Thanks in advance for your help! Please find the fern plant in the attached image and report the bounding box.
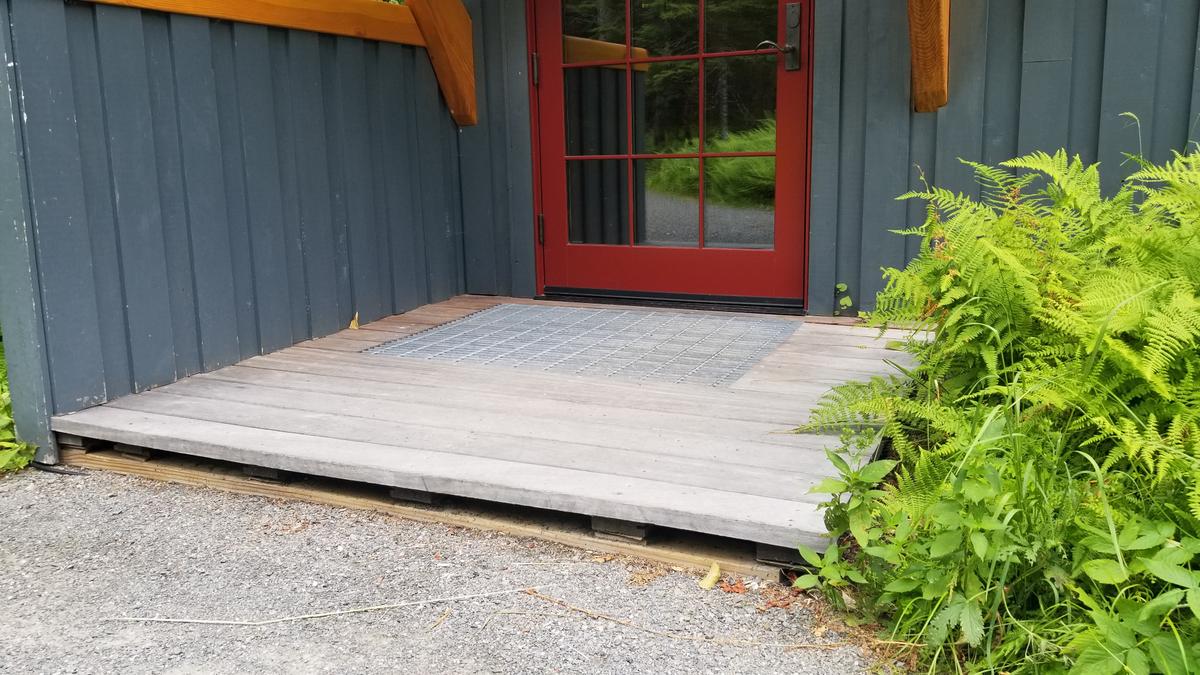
[797,150,1200,673]
[0,343,35,473]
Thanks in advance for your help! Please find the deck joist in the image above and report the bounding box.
[51,296,909,549]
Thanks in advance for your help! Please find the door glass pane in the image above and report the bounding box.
[633,60,699,154]
[705,0,778,53]
[637,158,699,246]
[563,0,626,57]
[631,0,699,57]
[703,157,774,249]
[564,67,628,156]
[704,55,776,151]
[568,160,630,244]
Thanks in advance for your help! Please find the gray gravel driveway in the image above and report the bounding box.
[1,469,874,674]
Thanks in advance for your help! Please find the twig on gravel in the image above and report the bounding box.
[426,608,451,632]
[104,586,550,627]
[523,591,851,651]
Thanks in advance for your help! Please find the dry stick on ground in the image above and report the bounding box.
[104,586,549,627]
[523,590,851,651]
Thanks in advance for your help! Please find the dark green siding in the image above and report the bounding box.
[807,0,1200,314]
[0,0,475,459]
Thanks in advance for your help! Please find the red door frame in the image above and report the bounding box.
[525,0,814,305]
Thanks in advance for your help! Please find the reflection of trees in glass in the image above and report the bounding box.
[563,0,625,44]
[705,56,775,144]
[564,1,777,150]
[632,0,699,55]
[563,0,779,205]
[646,121,776,208]
[641,62,698,153]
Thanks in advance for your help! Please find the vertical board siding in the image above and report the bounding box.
[458,0,537,298]
[809,0,1200,314]
[9,0,108,409]
[7,1,464,418]
[0,0,56,459]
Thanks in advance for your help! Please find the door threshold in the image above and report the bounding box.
[540,288,806,315]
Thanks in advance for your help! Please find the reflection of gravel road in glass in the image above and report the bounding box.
[642,190,774,248]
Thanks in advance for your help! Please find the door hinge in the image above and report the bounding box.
[537,213,545,244]
[531,52,540,86]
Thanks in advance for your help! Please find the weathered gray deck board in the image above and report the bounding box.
[52,406,828,546]
[102,387,828,502]
[194,365,807,447]
[50,296,910,549]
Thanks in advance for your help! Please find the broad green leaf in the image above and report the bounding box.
[1081,534,1118,555]
[1118,518,1141,549]
[810,477,848,494]
[1140,557,1195,587]
[925,600,959,646]
[1082,559,1129,585]
[1148,635,1190,675]
[1070,643,1124,675]
[1124,647,1150,675]
[863,545,900,565]
[959,601,984,647]
[961,478,994,502]
[1188,588,1200,619]
[796,545,822,568]
[856,459,897,484]
[930,531,962,558]
[929,502,963,528]
[792,574,820,589]
[825,450,850,475]
[848,509,870,547]
[1137,589,1185,622]
[1126,532,1168,550]
[883,577,922,593]
[970,532,988,559]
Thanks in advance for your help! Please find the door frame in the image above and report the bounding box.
[524,0,815,308]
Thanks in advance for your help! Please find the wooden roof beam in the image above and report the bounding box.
[908,0,950,112]
[86,0,426,46]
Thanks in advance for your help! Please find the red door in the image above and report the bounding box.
[531,0,812,304]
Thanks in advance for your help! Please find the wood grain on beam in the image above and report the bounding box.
[85,0,425,45]
[408,0,477,126]
[908,0,950,111]
[563,35,651,71]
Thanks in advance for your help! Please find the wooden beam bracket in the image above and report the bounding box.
[908,0,950,112]
[408,0,478,126]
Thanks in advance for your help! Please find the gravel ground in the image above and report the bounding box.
[1,469,875,674]
[644,192,773,247]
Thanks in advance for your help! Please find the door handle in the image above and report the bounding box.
[784,2,802,71]
[755,3,802,71]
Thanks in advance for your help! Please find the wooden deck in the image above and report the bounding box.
[50,296,909,550]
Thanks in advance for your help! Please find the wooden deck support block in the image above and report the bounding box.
[591,516,651,542]
[242,465,290,483]
[114,443,155,462]
[389,486,444,506]
[54,433,106,452]
[756,543,806,568]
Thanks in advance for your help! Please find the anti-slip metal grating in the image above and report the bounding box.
[369,304,797,387]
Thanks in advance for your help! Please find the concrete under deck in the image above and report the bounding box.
[50,296,909,550]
